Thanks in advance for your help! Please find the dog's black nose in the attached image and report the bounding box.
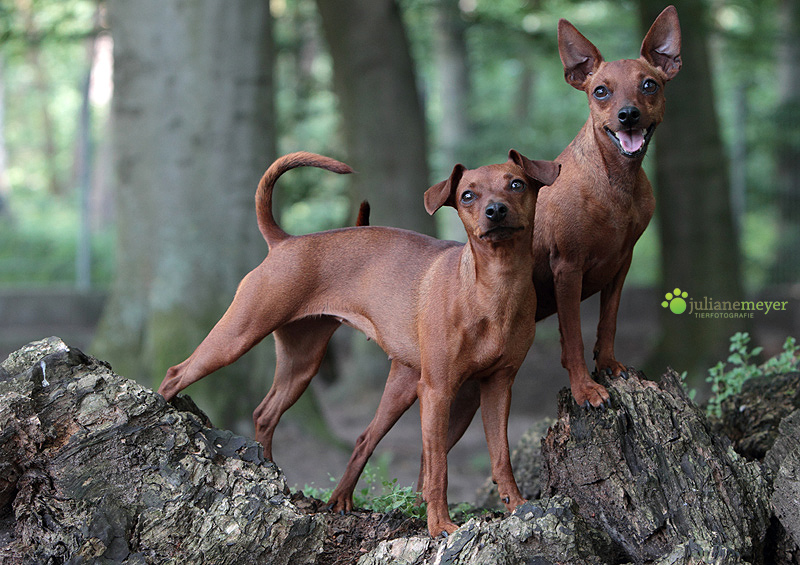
[485,202,508,223]
[618,106,641,127]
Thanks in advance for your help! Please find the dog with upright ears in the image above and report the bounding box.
[536,5,681,407]
[157,150,560,537]
[322,5,681,514]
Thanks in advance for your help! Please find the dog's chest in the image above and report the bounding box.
[458,306,536,374]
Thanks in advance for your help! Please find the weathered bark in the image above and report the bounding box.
[5,339,797,564]
[765,410,800,561]
[359,496,616,565]
[0,337,324,564]
[712,372,800,460]
[541,369,770,564]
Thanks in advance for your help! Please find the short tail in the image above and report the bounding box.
[256,151,354,246]
[355,200,371,226]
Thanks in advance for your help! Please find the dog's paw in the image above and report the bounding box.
[571,376,611,408]
[594,355,628,380]
[326,493,354,514]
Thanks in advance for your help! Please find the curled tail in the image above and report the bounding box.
[256,151,354,247]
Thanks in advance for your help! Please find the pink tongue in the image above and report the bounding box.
[618,130,644,153]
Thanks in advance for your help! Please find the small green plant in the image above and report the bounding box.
[705,332,799,418]
[300,458,426,520]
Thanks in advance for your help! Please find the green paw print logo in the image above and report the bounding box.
[662,288,688,314]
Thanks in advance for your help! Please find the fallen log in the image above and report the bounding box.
[2,339,797,564]
[0,337,324,564]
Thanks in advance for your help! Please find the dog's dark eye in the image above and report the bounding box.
[460,190,476,204]
[642,79,659,94]
[510,179,526,192]
[593,85,610,100]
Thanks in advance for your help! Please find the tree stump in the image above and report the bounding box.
[540,369,770,564]
[713,372,800,460]
[3,339,796,564]
[0,337,325,564]
[765,409,800,561]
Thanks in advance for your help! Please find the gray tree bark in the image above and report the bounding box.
[0,338,324,564]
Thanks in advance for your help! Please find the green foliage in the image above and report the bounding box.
[301,456,426,520]
[705,332,800,418]
[0,0,795,292]
[0,193,113,287]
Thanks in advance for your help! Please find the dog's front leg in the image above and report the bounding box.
[554,261,610,407]
[479,372,524,511]
[418,374,458,537]
[593,252,632,379]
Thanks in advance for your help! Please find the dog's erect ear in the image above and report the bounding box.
[558,19,604,90]
[424,164,465,215]
[641,5,681,81]
[508,150,561,187]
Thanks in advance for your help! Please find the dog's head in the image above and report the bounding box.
[558,6,681,159]
[424,150,560,244]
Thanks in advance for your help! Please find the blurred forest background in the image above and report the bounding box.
[0,0,798,437]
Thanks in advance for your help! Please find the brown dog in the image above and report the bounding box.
[322,5,682,514]
[157,150,560,536]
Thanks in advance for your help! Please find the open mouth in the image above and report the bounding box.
[604,124,656,158]
[479,226,523,241]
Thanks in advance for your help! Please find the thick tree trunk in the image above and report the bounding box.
[93,0,276,429]
[638,0,747,383]
[432,0,472,241]
[4,339,798,564]
[541,369,770,563]
[770,0,800,284]
[314,0,434,236]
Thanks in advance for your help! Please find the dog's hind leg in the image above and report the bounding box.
[327,361,420,513]
[157,265,312,400]
[253,316,341,460]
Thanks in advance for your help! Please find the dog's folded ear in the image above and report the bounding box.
[508,150,561,187]
[557,18,603,90]
[424,164,466,215]
[640,5,681,80]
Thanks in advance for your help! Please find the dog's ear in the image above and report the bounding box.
[508,150,561,187]
[641,5,681,80]
[424,164,465,215]
[558,19,603,90]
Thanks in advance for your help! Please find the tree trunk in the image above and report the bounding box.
[93,0,276,430]
[638,0,747,383]
[4,338,798,564]
[770,0,800,284]
[314,0,434,235]
[0,54,8,215]
[313,0,435,392]
[432,0,472,241]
